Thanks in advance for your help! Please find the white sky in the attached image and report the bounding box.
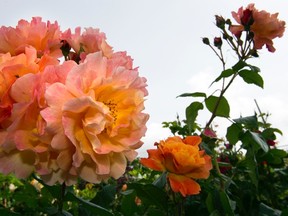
[1,0,288,156]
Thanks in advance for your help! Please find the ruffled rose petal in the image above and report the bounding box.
[109,153,127,179]
[168,173,201,197]
[140,149,166,172]
[183,136,202,146]
[0,150,35,178]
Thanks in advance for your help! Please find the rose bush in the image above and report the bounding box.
[0,3,287,216]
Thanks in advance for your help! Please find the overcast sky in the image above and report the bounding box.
[1,0,288,156]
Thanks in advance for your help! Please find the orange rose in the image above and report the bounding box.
[230,3,285,52]
[141,136,212,197]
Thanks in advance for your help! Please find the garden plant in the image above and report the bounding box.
[0,3,287,216]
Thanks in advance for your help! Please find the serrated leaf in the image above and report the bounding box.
[177,92,206,98]
[238,69,264,88]
[205,95,230,118]
[186,101,204,134]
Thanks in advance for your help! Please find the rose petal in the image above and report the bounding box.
[168,173,201,197]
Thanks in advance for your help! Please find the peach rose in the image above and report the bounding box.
[230,4,285,52]
[0,61,77,184]
[0,18,148,186]
[0,46,60,126]
[0,17,62,57]
[39,51,148,185]
[141,136,212,197]
[61,27,113,62]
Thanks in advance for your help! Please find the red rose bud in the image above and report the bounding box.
[267,139,276,146]
[225,143,232,150]
[214,37,222,49]
[241,9,254,30]
[203,127,217,138]
[215,15,226,29]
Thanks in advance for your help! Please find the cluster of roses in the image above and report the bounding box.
[0,17,149,185]
[141,3,285,197]
[0,3,285,199]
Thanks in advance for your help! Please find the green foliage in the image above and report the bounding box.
[205,95,230,118]
[0,6,287,216]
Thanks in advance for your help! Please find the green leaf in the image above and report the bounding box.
[91,184,116,209]
[232,60,247,71]
[33,175,62,198]
[205,95,230,117]
[213,69,235,84]
[259,203,282,216]
[248,64,260,73]
[127,183,168,210]
[186,101,204,134]
[153,172,167,189]
[262,128,283,140]
[219,191,235,216]
[206,192,215,213]
[233,115,258,130]
[64,191,113,216]
[237,157,258,187]
[269,148,287,158]
[262,149,287,165]
[177,92,206,98]
[206,190,235,215]
[201,142,213,155]
[226,123,242,145]
[249,131,269,153]
[120,189,138,216]
[238,69,264,88]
